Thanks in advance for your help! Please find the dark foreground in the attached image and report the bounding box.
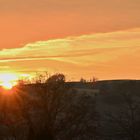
[0,76,140,140]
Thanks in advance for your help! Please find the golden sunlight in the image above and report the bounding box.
[0,73,18,90]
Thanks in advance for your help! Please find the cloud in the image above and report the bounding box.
[0,28,139,60]
[0,28,140,80]
[0,0,140,50]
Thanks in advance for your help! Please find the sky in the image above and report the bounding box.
[0,0,140,80]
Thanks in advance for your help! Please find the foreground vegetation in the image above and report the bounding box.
[0,74,99,140]
[0,74,140,140]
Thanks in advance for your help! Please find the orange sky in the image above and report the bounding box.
[0,0,140,80]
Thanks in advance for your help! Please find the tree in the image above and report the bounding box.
[80,78,87,83]
[7,73,100,140]
[55,91,100,140]
[37,73,67,140]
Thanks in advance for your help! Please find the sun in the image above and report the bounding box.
[2,81,14,89]
[0,73,18,90]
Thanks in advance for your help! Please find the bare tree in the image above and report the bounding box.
[55,91,100,140]
[3,73,100,140]
[35,73,67,140]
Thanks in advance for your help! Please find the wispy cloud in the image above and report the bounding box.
[0,28,140,80]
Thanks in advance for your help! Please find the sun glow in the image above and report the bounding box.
[0,73,18,89]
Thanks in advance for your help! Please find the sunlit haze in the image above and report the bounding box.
[0,73,19,89]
